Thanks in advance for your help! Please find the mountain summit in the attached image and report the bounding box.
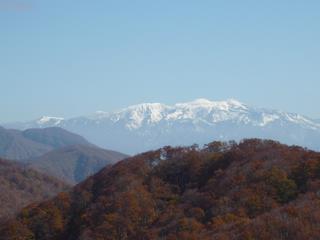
[0,126,91,160]
[4,99,320,154]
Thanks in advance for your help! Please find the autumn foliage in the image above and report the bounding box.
[2,139,320,240]
[0,158,69,222]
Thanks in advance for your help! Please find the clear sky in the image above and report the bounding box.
[1,0,320,122]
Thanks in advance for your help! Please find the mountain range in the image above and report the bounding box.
[4,99,320,154]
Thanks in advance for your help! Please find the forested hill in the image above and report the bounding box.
[2,139,320,240]
[0,158,69,221]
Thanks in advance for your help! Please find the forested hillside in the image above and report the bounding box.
[2,139,320,240]
[0,158,69,221]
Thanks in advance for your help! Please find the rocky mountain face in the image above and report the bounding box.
[4,99,320,154]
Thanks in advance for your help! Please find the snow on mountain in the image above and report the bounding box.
[3,99,320,154]
[37,116,64,125]
[113,103,169,129]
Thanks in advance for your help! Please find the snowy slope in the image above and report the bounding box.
[4,99,320,154]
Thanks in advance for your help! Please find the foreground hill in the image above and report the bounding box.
[29,145,128,184]
[0,158,69,221]
[2,139,320,239]
[0,127,90,161]
[5,99,320,154]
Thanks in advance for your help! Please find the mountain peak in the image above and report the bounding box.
[188,98,215,105]
[125,102,169,111]
[37,116,64,125]
[116,102,169,129]
[225,98,246,106]
[175,98,247,111]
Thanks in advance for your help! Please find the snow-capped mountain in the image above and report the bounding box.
[4,99,320,154]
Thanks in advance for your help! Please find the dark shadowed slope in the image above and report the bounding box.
[2,139,320,240]
[29,145,128,184]
[0,158,70,221]
[0,127,90,161]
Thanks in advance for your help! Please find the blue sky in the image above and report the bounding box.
[1,0,320,122]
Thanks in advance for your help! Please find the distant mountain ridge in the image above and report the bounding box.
[4,99,320,154]
[29,144,128,185]
[0,127,90,161]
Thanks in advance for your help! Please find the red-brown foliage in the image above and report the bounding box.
[0,158,70,222]
[1,139,320,240]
